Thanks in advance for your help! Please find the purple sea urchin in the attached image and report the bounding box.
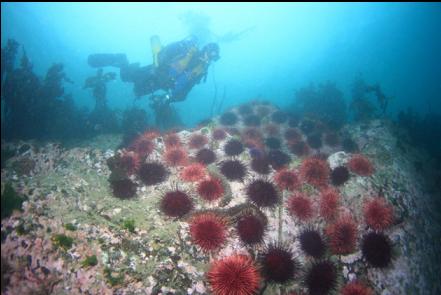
[243,114,261,127]
[224,139,244,156]
[271,111,288,124]
[195,148,216,165]
[304,260,337,295]
[110,178,137,199]
[260,243,299,284]
[361,232,393,268]
[251,157,271,175]
[236,214,266,245]
[307,133,323,149]
[220,112,238,126]
[265,137,281,149]
[267,150,291,170]
[330,166,350,186]
[219,160,247,182]
[238,104,254,116]
[137,162,168,186]
[160,190,193,218]
[212,128,227,140]
[299,229,326,259]
[246,179,280,208]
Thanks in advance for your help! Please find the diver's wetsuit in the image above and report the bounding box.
[87,38,213,102]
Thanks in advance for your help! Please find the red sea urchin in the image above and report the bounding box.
[260,243,299,284]
[207,254,261,295]
[288,141,310,157]
[119,151,140,175]
[274,169,300,191]
[363,197,394,231]
[325,215,358,255]
[163,147,188,167]
[131,136,155,158]
[340,282,374,295]
[180,163,207,182]
[197,178,224,202]
[160,190,193,218]
[246,179,280,208]
[164,133,182,149]
[188,133,208,149]
[189,212,228,252]
[319,188,340,220]
[348,154,374,176]
[236,214,266,245]
[299,157,330,187]
[286,192,314,222]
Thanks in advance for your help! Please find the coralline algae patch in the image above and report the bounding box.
[1,102,439,294]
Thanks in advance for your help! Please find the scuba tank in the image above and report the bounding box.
[150,35,162,68]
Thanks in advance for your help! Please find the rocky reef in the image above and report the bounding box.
[1,102,440,295]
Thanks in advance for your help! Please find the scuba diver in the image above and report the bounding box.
[84,68,116,111]
[87,36,220,106]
